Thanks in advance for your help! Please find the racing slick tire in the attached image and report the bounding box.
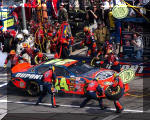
[105,85,124,100]
[34,54,49,65]
[91,57,100,67]
[26,81,40,96]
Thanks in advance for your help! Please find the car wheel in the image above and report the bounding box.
[26,81,40,96]
[105,85,124,100]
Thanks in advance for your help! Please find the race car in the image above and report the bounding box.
[11,59,134,100]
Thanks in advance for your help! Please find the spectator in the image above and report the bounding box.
[86,5,100,32]
[94,21,109,51]
[57,2,68,23]
[101,0,110,26]
[131,33,143,60]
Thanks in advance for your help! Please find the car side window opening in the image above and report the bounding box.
[68,62,93,75]
[55,67,70,76]
[37,65,50,74]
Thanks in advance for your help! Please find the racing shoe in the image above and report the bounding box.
[100,106,108,110]
[35,100,41,105]
[51,105,57,108]
[116,108,124,113]
[35,102,39,105]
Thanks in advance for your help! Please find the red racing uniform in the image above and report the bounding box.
[81,32,97,57]
[36,68,57,107]
[20,47,40,65]
[4,54,27,68]
[80,79,105,109]
[112,76,124,113]
[55,21,74,58]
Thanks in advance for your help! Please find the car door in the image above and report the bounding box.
[55,66,85,95]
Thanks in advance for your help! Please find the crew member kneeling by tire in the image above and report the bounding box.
[105,73,124,113]
[80,79,106,110]
[35,65,57,108]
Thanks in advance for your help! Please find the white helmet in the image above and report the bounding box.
[16,33,23,39]
[22,29,29,35]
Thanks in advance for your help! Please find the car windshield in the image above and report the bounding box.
[67,62,93,75]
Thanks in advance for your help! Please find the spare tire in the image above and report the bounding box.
[34,54,48,65]
[105,85,124,100]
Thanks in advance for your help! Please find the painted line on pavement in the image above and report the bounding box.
[0,78,8,80]
[0,83,7,88]
[0,100,143,113]
[0,73,8,76]
[101,115,119,120]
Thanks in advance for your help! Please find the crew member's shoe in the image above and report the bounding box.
[80,105,85,108]
[100,106,107,110]
[116,108,124,113]
[35,100,41,105]
[51,105,57,108]
[35,102,39,105]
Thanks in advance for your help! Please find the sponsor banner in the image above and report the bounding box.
[3,17,15,28]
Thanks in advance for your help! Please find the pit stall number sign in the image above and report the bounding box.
[106,64,143,73]
[3,17,15,28]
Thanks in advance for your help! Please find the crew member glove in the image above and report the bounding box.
[3,64,7,68]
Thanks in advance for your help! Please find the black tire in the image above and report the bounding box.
[26,81,40,96]
[34,54,49,65]
[105,85,124,100]
[91,57,100,67]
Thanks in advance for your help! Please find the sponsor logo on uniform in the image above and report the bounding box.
[15,73,43,79]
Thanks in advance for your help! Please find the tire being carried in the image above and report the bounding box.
[34,54,48,65]
[26,81,40,96]
[105,85,124,100]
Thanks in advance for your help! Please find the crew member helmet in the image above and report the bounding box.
[10,50,16,55]
[84,26,90,33]
[16,34,23,40]
[38,52,43,58]
[22,43,29,48]
[22,29,29,35]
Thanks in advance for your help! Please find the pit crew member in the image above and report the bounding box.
[36,65,57,108]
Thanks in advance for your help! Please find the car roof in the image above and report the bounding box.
[44,59,78,67]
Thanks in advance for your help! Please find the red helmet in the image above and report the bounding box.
[114,61,119,65]
[23,43,29,48]
[38,52,43,58]
[84,27,90,33]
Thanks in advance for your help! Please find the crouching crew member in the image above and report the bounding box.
[34,52,47,64]
[20,43,40,65]
[36,65,57,108]
[80,79,106,109]
[4,50,28,68]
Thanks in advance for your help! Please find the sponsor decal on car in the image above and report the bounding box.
[15,73,43,80]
